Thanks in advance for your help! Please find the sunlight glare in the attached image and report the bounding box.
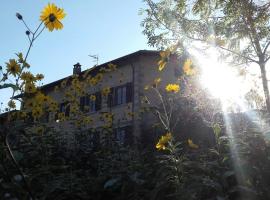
[188,46,250,111]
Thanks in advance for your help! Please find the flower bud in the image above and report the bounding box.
[16,13,23,20]
[3,73,8,81]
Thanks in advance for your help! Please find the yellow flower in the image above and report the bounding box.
[19,111,27,119]
[35,126,45,135]
[42,95,50,103]
[215,38,225,46]
[25,82,37,93]
[83,116,93,125]
[90,77,98,86]
[71,78,79,86]
[25,99,35,109]
[32,106,43,119]
[90,95,96,101]
[54,85,59,92]
[35,92,44,101]
[187,139,199,149]
[8,100,16,109]
[158,49,170,71]
[95,73,103,82]
[40,3,66,31]
[36,73,44,81]
[99,67,107,73]
[57,112,65,121]
[127,112,134,117]
[48,101,58,112]
[156,132,172,150]
[101,87,110,96]
[6,59,21,76]
[165,84,180,93]
[61,80,67,88]
[183,59,196,76]
[21,72,36,83]
[108,63,117,71]
[103,112,113,119]
[70,104,79,114]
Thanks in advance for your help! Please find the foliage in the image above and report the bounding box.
[141,0,270,113]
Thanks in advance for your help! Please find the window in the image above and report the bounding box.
[80,92,101,112]
[80,96,89,111]
[117,86,126,105]
[55,102,70,121]
[59,102,70,117]
[108,82,133,107]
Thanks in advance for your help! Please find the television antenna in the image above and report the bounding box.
[88,54,99,66]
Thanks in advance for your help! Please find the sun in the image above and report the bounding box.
[188,46,251,111]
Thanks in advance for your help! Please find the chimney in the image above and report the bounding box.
[73,62,81,75]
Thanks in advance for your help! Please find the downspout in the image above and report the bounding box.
[131,62,136,142]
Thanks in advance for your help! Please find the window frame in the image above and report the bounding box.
[108,82,133,107]
[80,92,101,113]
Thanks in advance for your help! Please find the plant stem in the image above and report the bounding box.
[4,129,35,200]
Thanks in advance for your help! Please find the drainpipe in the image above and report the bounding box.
[131,63,136,142]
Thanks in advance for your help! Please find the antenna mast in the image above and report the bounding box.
[88,54,99,65]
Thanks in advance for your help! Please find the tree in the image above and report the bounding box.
[141,0,270,113]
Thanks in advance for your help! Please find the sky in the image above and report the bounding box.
[0,0,153,111]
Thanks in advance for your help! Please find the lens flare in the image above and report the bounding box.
[188,47,250,111]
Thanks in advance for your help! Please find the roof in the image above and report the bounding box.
[14,50,159,98]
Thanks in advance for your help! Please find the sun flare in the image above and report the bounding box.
[188,47,251,111]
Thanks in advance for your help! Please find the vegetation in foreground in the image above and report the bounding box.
[1,2,270,200]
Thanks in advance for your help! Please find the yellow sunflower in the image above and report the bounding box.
[108,63,117,71]
[32,106,43,119]
[183,59,196,76]
[90,95,96,101]
[187,139,199,149]
[95,73,103,82]
[165,84,180,93]
[101,87,110,96]
[35,126,45,135]
[21,72,36,83]
[40,3,66,31]
[36,73,44,81]
[158,49,170,71]
[25,82,37,93]
[6,59,21,77]
[156,132,172,150]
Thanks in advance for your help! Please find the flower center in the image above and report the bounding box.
[49,13,56,22]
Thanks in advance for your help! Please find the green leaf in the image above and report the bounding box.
[213,123,221,138]
[222,156,229,163]
[209,148,220,156]
[16,52,24,63]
